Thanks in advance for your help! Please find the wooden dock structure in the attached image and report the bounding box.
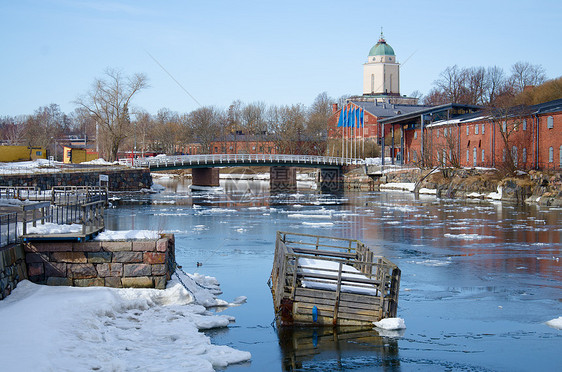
[269,231,400,326]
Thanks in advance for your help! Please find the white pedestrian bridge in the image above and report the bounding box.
[127,154,364,171]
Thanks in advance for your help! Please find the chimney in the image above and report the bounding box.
[332,103,338,113]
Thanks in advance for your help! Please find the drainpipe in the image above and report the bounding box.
[381,121,385,166]
[420,114,424,166]
[492,118,495,168]
[534,113,539,170]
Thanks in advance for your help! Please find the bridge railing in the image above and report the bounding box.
[131,154,365,168]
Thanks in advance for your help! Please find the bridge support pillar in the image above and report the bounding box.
[270,166,297,193]
[320,168,343,193]
[192,168,220,187]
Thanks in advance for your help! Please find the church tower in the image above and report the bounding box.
[363,32,400,96]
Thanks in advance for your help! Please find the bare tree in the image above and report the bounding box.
[435,65,469,104]
[510,61,547,94]
[75,68,149,161]
[188,106,225,154]
[270,104,306,154]
[306,92,332,153]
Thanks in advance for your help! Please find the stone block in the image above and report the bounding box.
[74,278,105,287]
[87,252,112,263]
[123,264,151,277]
[151,264,167,276]
[26,252,49,264]
[51,252,87,263]
[28,242,74,253]
[28,263,44,276]
[77,241,102,252]
[46,277,72,286]
[156,238,168,252]
[67,264,97,279]
[153,276,167,289]
[14,246,25,261]
[144,252,166,264]
[121,276,153,288]
[112,251,143,263]
[104,277,122,288]
[102,241,133,252]
[96,263,123,277]
[132,241,156,252]
[45,262,66,277]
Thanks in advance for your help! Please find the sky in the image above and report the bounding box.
[1,0,561,117]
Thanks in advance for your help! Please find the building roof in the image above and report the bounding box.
[351,100,429,119]
[368,34,395,56]
[529,98,562,115]
[378,103,483,125]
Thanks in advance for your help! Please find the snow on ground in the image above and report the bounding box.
[0,273,250,371]
[0,159,61,174]
[380,183,416,192]
[95,230,161,241]
[299,258,378,296]
[81,158,117,165]
[373,317,406,330]
[545,316,562,330]
[22,222,83,235]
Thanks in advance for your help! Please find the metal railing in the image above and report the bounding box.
[0,212,18,247]
[130,154,365,169]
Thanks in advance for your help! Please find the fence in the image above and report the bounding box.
[0,212,18,247]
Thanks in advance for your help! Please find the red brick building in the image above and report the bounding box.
[380,99,562,171]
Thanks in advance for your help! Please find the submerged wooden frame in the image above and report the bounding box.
[269,231,400,326]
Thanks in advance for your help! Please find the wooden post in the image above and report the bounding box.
[332,262,343,326]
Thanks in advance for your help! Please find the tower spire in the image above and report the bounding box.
[379,27,385,42]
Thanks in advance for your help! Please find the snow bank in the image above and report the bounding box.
[545,316,562,330]
[0,276,250,371]
[95,230,160,241]
[81,158,117,165]
[373,317,406,330]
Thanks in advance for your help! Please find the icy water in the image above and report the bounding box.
[105,179,561,371]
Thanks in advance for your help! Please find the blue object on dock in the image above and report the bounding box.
[312,305,318,322]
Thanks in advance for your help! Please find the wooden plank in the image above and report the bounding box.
[296,270,381,286]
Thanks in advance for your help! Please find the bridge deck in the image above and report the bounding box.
[131,154,364,170]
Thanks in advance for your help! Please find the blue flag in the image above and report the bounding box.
[342,105,347,128]
[356,107,361,128]
[360,108,364,127]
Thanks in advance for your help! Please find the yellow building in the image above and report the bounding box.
[62,146,99,164]
[0,146,46,162]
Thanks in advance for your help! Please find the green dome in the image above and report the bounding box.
[368,35,395,56]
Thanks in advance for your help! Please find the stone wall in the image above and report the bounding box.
[0,168,152,191]
[24,234,175,289]
[0,244,27,299]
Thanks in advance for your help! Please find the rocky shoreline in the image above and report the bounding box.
[346,166,562,206]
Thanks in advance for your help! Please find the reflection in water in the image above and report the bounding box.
[277,326,401,371]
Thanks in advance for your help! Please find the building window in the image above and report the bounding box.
[414,131,417,139]
[475,125,479,135]
[443,149,447,164]
[466,125,469,136]
[523,147,527,163]
[413,150,417,162]
[36,151,42,156]
[481,149,485,163]
[371,74,374,92]
[466,149,470,163]
[560,146,562,167]
[473,147,477,167]
[481,123,485,134]
[512,146,518,167]
[547,116,554,129]
[437,128,439,138]
[549,146,554,162]
[449,150,452,161]
[437,151,440,163]
[523,119,527,131]
[502,148,506,162]
[229,146,233,150]
[444,127,448,137]
[502,121,507,132]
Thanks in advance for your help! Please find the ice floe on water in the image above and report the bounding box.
[373,317,406,330]
[302,222,334,227]
[410,258,452,267]
[545,316,562,330]
[288,213,332,219]
[196,208,237,215]
[0,273,250,371]
[444,233,495,240]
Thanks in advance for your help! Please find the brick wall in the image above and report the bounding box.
[24,234,175,289]
[0,168,152,191]
[0,244,27,299]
